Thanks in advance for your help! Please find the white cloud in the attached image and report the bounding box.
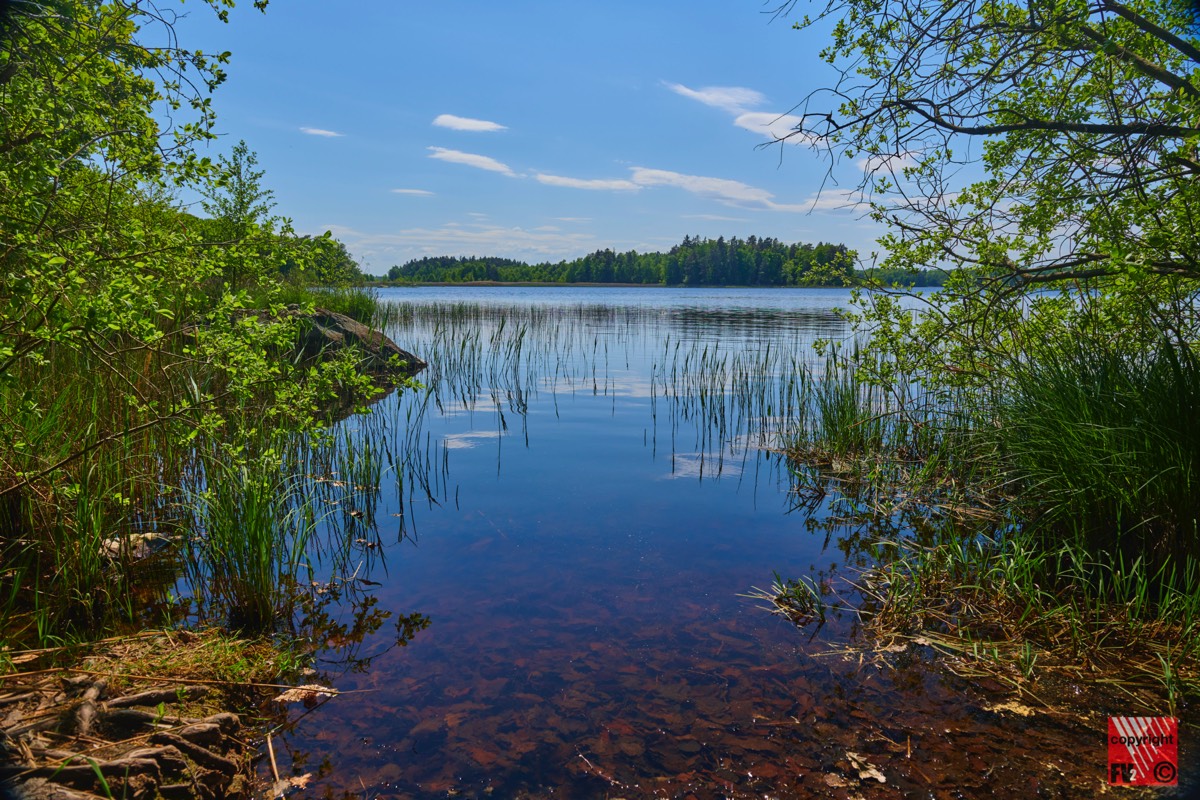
[629,167,806,212]
[664,82,766,114]
[682,213,748,222]
[800,188,871,212]
[733,112,813,144]
[433,114,507,132]
[535,173,641,191]
[322,222,603,264]
[427,147,516,176]
[664,82,821,147]
[855,151,921,174]
[390,188,433,196]
[300,127,344,137]
[523,164,809,212]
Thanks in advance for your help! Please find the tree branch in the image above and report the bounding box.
[1098,0,1200,65]
[891,98,1199,138]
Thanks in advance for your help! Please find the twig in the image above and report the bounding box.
[266,732,280,784]
[0,666,372,692]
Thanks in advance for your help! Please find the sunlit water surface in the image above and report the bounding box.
[270,288,1176,799]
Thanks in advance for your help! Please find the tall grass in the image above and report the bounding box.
[773,325,1200,702]
[0,283,401,649]
[266,283,382,325]
[185,440,316,632]
[0,344,189,645]
[993,332,1200,569]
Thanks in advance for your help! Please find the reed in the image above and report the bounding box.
[0,284,401,648]
[991,332,1200,570]
[771,325,1200,704]
[185,438,317,632]
[853,528,1200,709]
[266,283,383,324]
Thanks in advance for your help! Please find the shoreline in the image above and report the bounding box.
[366,281,858,289]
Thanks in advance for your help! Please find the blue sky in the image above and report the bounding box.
[174,1,885,274]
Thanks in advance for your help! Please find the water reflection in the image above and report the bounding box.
[264,288,1139,799]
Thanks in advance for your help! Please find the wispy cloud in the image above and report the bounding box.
[433,114,507,132]
[666,83,818,146]
[323,222,602,264]
[536,173,640,191]
[800,188,871,212]
[300,127,344,137]
[527,163,806,212]
[733,112,812,144]
[663,82,766,114]
[682,213,748,222]
[630,167,806,212]
[390,188,433,196]
[855,151,921,174]
[427,147,516,176]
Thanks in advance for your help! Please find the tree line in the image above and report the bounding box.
[386,236,949,287]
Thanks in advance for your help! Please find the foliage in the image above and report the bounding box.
[784,0,1200,286]
[768,2,1200,688]
[283,234,366,286]
[386,236,859,286]
[774,0,1200,394]
[778,0,1200,549]
[0,1,387,645]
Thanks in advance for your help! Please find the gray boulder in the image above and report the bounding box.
[288,305,426,376]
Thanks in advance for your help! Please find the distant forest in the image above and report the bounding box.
[384,236,948,287]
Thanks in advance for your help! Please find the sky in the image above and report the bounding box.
[171,1,886,275]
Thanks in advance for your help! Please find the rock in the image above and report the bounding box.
[183,305,427,379]
[288,305,426,376]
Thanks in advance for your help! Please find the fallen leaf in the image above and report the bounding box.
[985,700,1037,717]
[270,773,313,797]
[273,684,338,704]
[846,751,886,783]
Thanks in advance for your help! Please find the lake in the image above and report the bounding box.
[270,287,1137,799]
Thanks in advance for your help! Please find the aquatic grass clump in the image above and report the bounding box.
[779,347,993,524]
[745,572,828,627]
[852,529,1200,712]
[993,332,1200,570]
[269,283,383,325]
[187,443,316,632]
[0,364,189,645]
[811,351,886,458]
[771,327,1200,708]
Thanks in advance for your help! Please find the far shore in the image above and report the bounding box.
[366,281,856,289]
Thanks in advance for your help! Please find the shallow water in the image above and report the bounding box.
[272,287,1192,799]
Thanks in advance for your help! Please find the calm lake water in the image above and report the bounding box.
[272,287,1186,799]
